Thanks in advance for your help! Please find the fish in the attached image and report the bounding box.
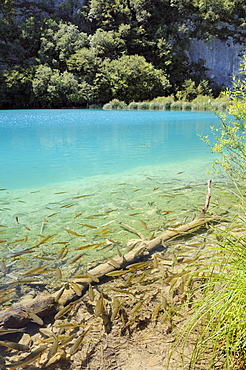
[161,194,174,198]
[72,194,93,199]
[151,303,162,321]
[75,244,97,251]
[0,260,7,275]
[36,256,54,261]
[66,229,83,237]
[140,220,147,229]
[53,241,69,245]
[153,254,159,269]
[0,340,30,351]
[54,286,66,302]
[107,258,121,269]
[69,327,90,355]
[63,204,76,208]
[88,283,95,301]
[24,225,31,231]
[22,265,48,276]
[0,328,25,336]
[94,294,104,317]
[91,242,105,249]
[15,216,19,223]
[84,272,100,283]
[159,210,174,215]
[111,288,134,296]
[153,187,160,191]
[166,218,178,224]
[55,267,62,279]
[5,345,47,368]
[105,209,117,214]
[106,270,128,277]
[11,238,28,243]
[54,301,77,320]
[35,234,56,247]
[129,213,141,216]
[80,224,97,229]
[47,212,59,218]
[55,246,68,260]
[12,278,40,285]
[54,322,84,329]
[68,253,85,264]
[126,261,150,271]
[47,333,58,360]
[69,281,83,296]
[111,298,120,321]
[85,214,105,219]
[130,299,145,315]
[60,204,75,209]
[54,191,67,194]
[26,310,44,326]
[74,213,83,219]
[59,332,77,346]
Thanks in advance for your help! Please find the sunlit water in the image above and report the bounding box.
[0,109,225,295]
[1,109,219,189]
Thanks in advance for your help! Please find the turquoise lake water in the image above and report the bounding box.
[0,109,219,190]
[0,109,224,292]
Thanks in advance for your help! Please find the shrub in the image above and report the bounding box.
[128,102,139,110]
[103,99,127,110]
[170,101,183,110]
[182,102,192,110]
[149,101,162,110]
[138,102,150,110]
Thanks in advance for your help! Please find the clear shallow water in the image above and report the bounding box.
[0,109,225,295]
[0,109,219,190]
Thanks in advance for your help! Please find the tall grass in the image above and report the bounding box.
[168,188,246,369]
[102,96,229,111]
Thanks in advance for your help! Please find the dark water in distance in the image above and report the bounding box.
[0,109,219,190]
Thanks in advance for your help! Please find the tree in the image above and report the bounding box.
[204,55,246,180]
[0,66,35,108]
[89,28,127,59]
[38,20,89,70]
[32,65,80,108]
[100,54,170,103]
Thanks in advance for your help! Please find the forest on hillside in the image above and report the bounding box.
[0,0,245,108]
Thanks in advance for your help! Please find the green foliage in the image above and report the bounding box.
[170,101,183,110]
[176,79,212,101]
[171,215,246,369]
[0,0,245,107]
[89,28,127,58]
[101,54,170,103]
[103,98,128,110]
[0,66,35,108]
[203,55,246,180]
[38,20,89,69]
[128,102,139,110]
[32,65,80,108]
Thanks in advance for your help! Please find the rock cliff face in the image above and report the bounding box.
[187,37,245,86]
